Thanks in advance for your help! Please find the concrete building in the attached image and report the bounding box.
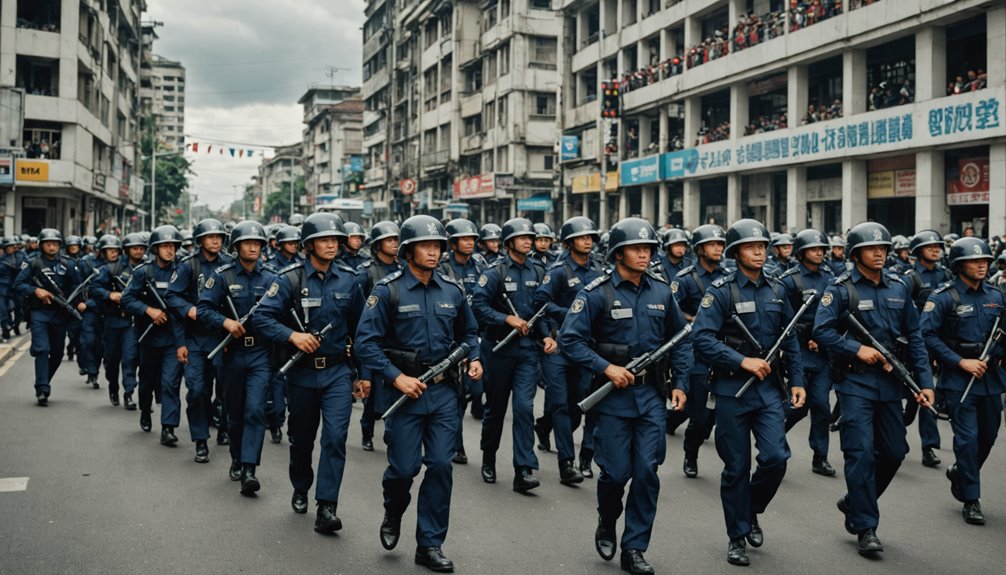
[139,47,186,153]
[0,0,147,236]
[363,0,562,225]
[255,142,303,219]
[298,85,364,214]
[559,0,1006,238]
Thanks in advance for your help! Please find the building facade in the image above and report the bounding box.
[559,0,1006,238]
[0,0,147,237]
[140,50,186,153]
[298,86,364,214]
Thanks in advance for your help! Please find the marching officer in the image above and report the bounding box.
[828,236,851,276]
[263,224,303,444]
[780,229,837,476]
[77,235,112,388]
[903,229,953,468]
[691,218,806,566]
[198,221,276,490]
[559,217,692,575]
[652,228,690,282]
[355,215,482,572]
[764,233,795,278]
[252,213,367,533]
[63,235,83,364]
[473,217,554,492]
[920,237,1005,525]
[357,220,404,451]
[438,218,484,462]
[340,222,371,269]
[92,233,147,409]
[475,223,503,267]
[14,229,83,405]
[121,225,186,437]
[532,223,558,268]
[266,225,303,272]
[813,221,935,557]
[166,218,234,457]
[533,216,604,483]
[1,237,20,341]
[668,224,728,476]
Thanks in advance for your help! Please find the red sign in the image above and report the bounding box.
[453,173,495,199]
[947,157,990,205]
[400,179,416,196]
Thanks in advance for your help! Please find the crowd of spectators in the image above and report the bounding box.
[686,29,732,69]
[733,11,786,53]
[788,0,843,32]
[947,69,988,95]
[696,122,730,145]
[868,80,913,111]
[23,139,60,160]
[16,18,59,32]
[802,99,843,124]
[848,0,882,9]
[743,114,788,135]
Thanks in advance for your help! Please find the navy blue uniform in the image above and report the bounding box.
[198,260,276,468]
[780,263,835,459]
[121,261,185,419]
[920,280,1005,503]
[358,257,405,445]
[670,263,728,463]
[0,252,19,336]
[559,269,692,552]
[252,259,365,507]
[692,271,805,542]
[76,253,105,379]
[263,251,303,434]
[828,257,851,277]
[166,250,234,442]
[813,267,934,532]
[91,259,142,400]
[472,254,548,473]
[534,254,605,464]
[355,266,480,548]
[438,251,484,453]
[14,254,82,397]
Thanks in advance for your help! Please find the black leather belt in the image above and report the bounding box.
[241,336,257,347]
[309,354,347,370]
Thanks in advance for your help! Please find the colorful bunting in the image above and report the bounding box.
[184,142,269,159]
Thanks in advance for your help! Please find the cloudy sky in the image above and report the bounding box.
[146,0,366,210]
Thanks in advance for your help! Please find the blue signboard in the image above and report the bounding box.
[620,155,661,186]
[660,148,700,179]
[517,195,554,212]
[560,135,580,162]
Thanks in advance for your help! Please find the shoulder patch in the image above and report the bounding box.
[204,276,215,290]
[670,280,679,294]
[366,294,379,308]
[266,282,280,297]
[583,274,611,292]
[821,292,833,307]
[700,294,715,308]
[20,261,28,269]
[923,300,936,313]
[570,298,585,314]
[542,273,551,284]
[477,274,488,287]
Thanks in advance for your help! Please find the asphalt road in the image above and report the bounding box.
[0,342,1003,575]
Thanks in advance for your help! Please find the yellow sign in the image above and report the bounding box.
[571,171,619,194]
[16,160,49,182]
[867,171,894,198]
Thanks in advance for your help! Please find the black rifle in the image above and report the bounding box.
[493,304,549,352]
[735,292,818,398]
[960,313,1005,403]
[207,294,266,360]
[844,313,938,417]
[66,269,100,304]
[381,343,471,419]
[137,278,171,344]
[278,322,336,376]
[32,268,83,321]
[578,323,693,413]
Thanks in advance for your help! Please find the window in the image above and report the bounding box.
[482,150,495,172]
[464,68,483,93]
[486,2,498,30]
[163,95,175,102]
[531,93,556,117]
[484,51,498,84]
[500,42,511,76]
[528,147,556,172]
[164,106,175,112]
[497,95,508,126]
[530,0,551,9]
[464,115,483,136]
[484,101,496,129]
[497,146,509,172]
[529,36,557,69]
[21,121,61,159]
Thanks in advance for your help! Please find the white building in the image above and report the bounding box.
[0,0,147,236]
[255,142,303,220]
[140,50,186,153]
[298,85,364,214]
[559,0,1006,238]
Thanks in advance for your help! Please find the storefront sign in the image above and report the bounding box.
[620,155,661,187]
[16,159,49,182]
[560,135,580,162]
[571,171,619,194]
[947,157,990,205]
[516,195,553,212]
[453,173,496,199]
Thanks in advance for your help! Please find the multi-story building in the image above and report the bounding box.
[139,48,186,153]
[0,0,147,236]
[255,142,303,219]
[364,0,562,225]
[560,0,1005,238]
[298,85,364,212]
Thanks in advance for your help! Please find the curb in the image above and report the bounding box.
[0,334,30,369]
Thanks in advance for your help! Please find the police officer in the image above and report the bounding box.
[559,217,691,575]
[267,225,303,272]
[179,230,194,259]
[780,229,837,476]
[0,237,21,341]
[813,221,935,556]
[263,224,302,443]
[63,236,84,362]
[534,216,605,484]
[652,228,690,282]
[92,233,146,409]
[473,217,553,492]
[121,226,185,436]
[920,237,1005,525]
[14,229,84,405]
[438,218,484,462]
[691,219,805,566]
[340,222,370,269]
[532,223,557,268]
[198,221,276,489]
[25,236,39,259]
[252,212,367,533]
[764,233,795,278]
[76,235,112,387]
[889,236,912,272]
[355,215,482,572]
[167,218,234,456]
[358,220,404,451]
[475,223,503,267]
[668,224,728,476]
[828,236,850,276]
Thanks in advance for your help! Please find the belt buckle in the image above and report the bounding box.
[243,336,255,347]
[314,356,327,369]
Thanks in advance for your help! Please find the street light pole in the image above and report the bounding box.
[144,150,184,229]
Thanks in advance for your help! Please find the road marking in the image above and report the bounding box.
[0,477,29,492]
[0,338,30,379]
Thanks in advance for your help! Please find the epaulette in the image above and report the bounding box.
[711,273,735,288]
[436,271,465,292]
[377,269,403,285]
[529,258,546,269]
[335,262,357,274]
[765,273,784,285]
[886,272,907,286]
[780,266,800,278]
[583,274,611,292]
[646,269,668,284]
[833,271,852,285]
[359,260,374,269]
[214,262,236,274]
[675,265,695,278]
[179,252,198,264]
[932,282,954,295]
[277,261,305,276]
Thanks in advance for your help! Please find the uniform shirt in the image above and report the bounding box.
[359,257,404,295]
[906,261,953,309]
[166,250,235,351]
[252,258,365,384]
[672,262,729,376]
[197,259,276,350]
[534,253,604,336]
[121,261,184,348]
[91,259,143,328]
[438,251,482,297]
[531,249,557,269]
[558,269,693,416]
[266,251,303,273]
[14,254,82,321]
[340,251,370,270]
[920,278,1006,395]
[779,263,835,372]
[0,253,20,288]
[827,257,851,277]
[813,266,934,401]
[355,266,480,385]
[471,253,547,354]
[691,271,805,399]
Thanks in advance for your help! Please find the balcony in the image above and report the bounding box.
[15,27,61,59]
[461,133,483,154]
[459,91,483,117]
[362,68,390,98]
[421,150,450,170]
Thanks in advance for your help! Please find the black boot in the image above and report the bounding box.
[194,440,209,463]
[380,513,401,550]
[559,459,583,485]
[314,502,342,534]
[124,394,136,411]
[160,426,178,446]
[240,465,261,495]
[579,449,594,479]
[139,411,152,432]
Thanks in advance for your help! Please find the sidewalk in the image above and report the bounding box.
[0,333,30,369]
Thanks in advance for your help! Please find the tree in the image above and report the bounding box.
[263,176,305,223]
[140,115,195,226]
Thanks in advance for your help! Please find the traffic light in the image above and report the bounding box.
[601,81,620,118]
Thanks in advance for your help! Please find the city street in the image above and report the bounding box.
[0,339,1003,574]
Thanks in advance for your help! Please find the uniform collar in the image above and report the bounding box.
[304,257,338,280]
[506,253,533,270]
[851,265,890,287]
[736,270,766,288]
[611,267,650,290]
[954,276,987,294]
[799,263,821,276]
[402,265,443,291]
[235,259,262,276]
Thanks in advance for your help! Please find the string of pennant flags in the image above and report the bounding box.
[184,142,270,158]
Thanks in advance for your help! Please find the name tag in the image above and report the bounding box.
[302,298,321,308]
[735,301,756,314]
[333,292,351,300]
[398,304,420,313]
[504,282,517,292]
[155,281,169,290]
[524,280,538,287]
[567,278,581,287]
[858,299,874,311]
[611,308,633,319]
[229,284,243,293]
[956,304,975,316]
